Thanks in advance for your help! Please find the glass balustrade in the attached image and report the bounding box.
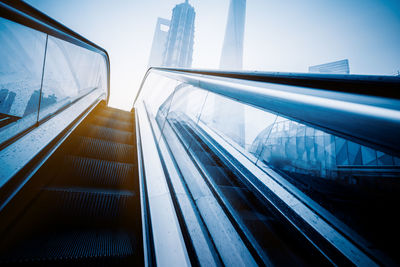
[135,69,400,264]
[0,17,46,143]
[0,16,108,146]
[38,36,107,120]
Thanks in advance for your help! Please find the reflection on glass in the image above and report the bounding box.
[251,117,400,261]
[166,84,207,124]
[140,73,179,140]
[199,93,245,148]
[142,73,178,117]
[160,84,208,148]
[39,36,107,120]
[199,92,277,163]
[253,117,400,178]
[0,17,47,143]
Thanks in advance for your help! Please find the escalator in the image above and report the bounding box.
[2,2,400,265]
[0,102,143,266]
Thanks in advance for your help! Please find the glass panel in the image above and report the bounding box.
[254,115,400,261]
[167,85,207,123]
[39,36,107,120]
[199,92,277,163]
[0,17,47,144]
[199,93,245,148]
[140,73,178,115]
[162,85,208,148]
[139,72,179,140]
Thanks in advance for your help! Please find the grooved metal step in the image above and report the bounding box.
[89,115,133,132]
[53,156,134,189]
[39,187,135,221]
[76,124,134,145]
[96,109,133,122]
[68,136,135,163]
[0,230,135,264]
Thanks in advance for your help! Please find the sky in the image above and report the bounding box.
[25,0,400,110]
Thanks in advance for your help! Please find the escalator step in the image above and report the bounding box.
[89,115,133,132]
[76,124,134,145]
[69,136,134,163]
[0,230,134,264]
[103,106,133,114]
[41,187,134,219]
[96,109,133,123]
[53,156,134,189]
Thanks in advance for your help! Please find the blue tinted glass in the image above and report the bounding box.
[138,68,400,262]
[162,87,400,260]
[0,17,47,144]
[39,36,107,120]
[160,84,208,149]
[139,73,179,141]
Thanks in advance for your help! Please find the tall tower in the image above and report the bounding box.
[220,0,246,70]
[163,0,195,68]
[148,18,170,68]
[214,0,246,149]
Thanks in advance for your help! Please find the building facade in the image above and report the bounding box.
[220,0,246,70]
[309,59,350,74]
[162,0,195,68]
[148,18,170,68]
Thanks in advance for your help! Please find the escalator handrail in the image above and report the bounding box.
[152,67,400,99]
[134,67,400,157]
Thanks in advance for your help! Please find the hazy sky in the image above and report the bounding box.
[25,0,400,110]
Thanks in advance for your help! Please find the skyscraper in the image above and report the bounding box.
[162,0,195,68]
[0,89,16,114]
[216,0,247,148]
[148,18,170,68]
[220,0,246,70]
[309,59,350,74]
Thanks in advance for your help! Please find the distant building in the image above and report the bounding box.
[23,90,40,116]
[0,89,9,112]
[220,0,246,70]
[162,0,195,68]
[23,90,57,117]
[309,59,350,74]
[148,18,170,68]
[0,89,16,114]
